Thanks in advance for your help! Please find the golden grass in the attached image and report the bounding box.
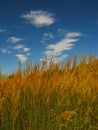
[0,54,98,129]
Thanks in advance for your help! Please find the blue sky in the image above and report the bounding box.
[0,0,98,74]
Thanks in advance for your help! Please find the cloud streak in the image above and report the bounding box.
[66,32,82,38]
[0,48,7,53]
[23,47,30,52]
[44,31,82,62]
[15,54,27,62]
[44,38,77,57]
[13,44,24,50]
[12,44,31,62]
[21,10,55,27]
[13,44,31,52]
[7,36,24,43]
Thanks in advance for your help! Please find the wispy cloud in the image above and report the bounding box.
[7,36,24,43]
[44,31,82,62]
[13,44,24,50]
[23,47,30,52]
[41,33,55,43]
[0,48,7,53]
[0,29,7,33]
[44,38,77,57]
[66,32,83,38]
[15,54,27,62]
[21,10,55,27]
[13,44,31,53]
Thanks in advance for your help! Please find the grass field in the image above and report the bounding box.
[0,54,98,130]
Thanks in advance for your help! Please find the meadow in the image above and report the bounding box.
[0,54,98,130]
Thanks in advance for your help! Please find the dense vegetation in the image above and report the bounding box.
[0,54,98,130]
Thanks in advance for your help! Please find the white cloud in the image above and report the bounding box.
[13,45,31,53]
[0,29,7,33]
[21,10,55,27]
[0,48,7,53]
[23,47,30,52]
[44,31,82,62]
[7,36,24,43]
[15,54,27,62]
[44,38,77,57]
[66,32,82,38]
[13,44,24,50]
[41,33,55,43]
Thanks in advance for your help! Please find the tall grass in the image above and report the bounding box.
[0,54,98,130]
